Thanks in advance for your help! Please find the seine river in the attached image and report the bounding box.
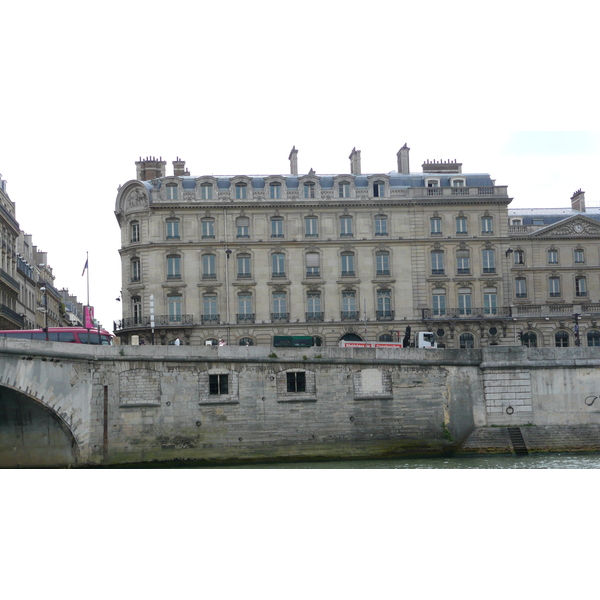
[210,452,600,469]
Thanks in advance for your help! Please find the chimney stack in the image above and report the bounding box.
[397,143,410,174]
[571,189,586,212]
[173,157,189,177]
[349,147,362,175]
[289,146,298,175]
[135,156,167,181]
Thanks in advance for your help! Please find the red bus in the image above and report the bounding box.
[0,327,113,345]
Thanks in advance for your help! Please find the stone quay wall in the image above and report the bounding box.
[1,341,599,466]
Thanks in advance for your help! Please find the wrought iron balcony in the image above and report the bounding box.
[422,307,512,320]
[306,312,324,322]
[237,313,255,324]
[201,314,220,324]
[341,311,359,321]
[114,315,194,331]
[0,304,24,327]
[271,313,289,323]
[0,268,20,293]
[376,310,395,321]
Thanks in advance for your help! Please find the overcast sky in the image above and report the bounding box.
[1,0,598,330]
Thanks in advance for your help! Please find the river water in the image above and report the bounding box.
[215,453,600,469]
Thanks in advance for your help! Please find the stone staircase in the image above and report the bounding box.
[507,427,529,455]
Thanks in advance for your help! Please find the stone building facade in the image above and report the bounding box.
[113,148,600,348]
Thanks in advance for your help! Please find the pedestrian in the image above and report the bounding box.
[174,337,181,346]
[218,338,226,346]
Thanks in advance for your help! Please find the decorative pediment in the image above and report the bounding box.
[530,216,600,238]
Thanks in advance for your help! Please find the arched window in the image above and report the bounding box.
[342,290,357,319]
[587,331,600,347]
[239,337,254,346]
[201,218,215,239]
[131,258,141,282]
[555,331,569,348]
[522,332,537,348]
[312,335,323,347]
[376,290,392,320]
[270,182,282,199]
[460,333,475,349]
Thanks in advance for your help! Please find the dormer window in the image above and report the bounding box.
[304,182,316,199]
[200,183,213,200]
[166,183,178,200]
[235,183,247,200]
[270,182,282,199]
[373,181,385,198]
[339,181,351,198]
[452,179,465,187]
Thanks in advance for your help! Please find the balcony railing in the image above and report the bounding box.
[0,268,20,292]
[341,311,359,321]
[306,312,324,322]
[376,310,395,321]
[237,313,255,324]
[201,314,220,324]
[422,307,512,320]
[271,313,289,323]
[0,304,24,327]
[114,315,193,331]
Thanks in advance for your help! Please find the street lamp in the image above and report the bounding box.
[40,286,48,341]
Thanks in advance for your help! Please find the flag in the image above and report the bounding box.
[82,258,88,276]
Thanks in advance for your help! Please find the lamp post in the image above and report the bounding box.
[40,286,48,341]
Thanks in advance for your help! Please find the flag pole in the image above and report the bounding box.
[86,251,90,308]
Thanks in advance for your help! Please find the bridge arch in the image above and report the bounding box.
[0,384,80,467]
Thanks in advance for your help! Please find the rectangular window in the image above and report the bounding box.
[340,216,353,237]
[202,219,215,239]
[375,216,388,236]
[131,223,140,243]
[166,185,178,200]
[307,293,321,317]
[514,250,525,265]
[237,217,250,238]
[549,277,561,297]
[131,260,141,282]
[209,374,228,395]
[200,183,213,200]
[431,251,444,275]
[305,217,318,237]
[168,295,182,322]
[456,250,470,275]
[484,293,498,315]
[548,250,558,265]
[271,218,284,238]
[377,290,392,319]
[458,293,472,315]
[482,249,496,274]
[341,253,355,276]
[339,182,350,198]
[166,220,180,239]
[203,295,218,317]
[376,252,390,276]
[430,218,442,235]
[202,254,217,279]
[167,256,181,279]
[235,184,247,199]
[286,372,306,393]
[272,253,285,277]
[237,255,251,279]
[238,293,252,316]
[576,277,587,297]
[456,217,468,234]
[305,252,320,278]
[273,292,287,316]
[373,182,385,197]
[515,278,527,299]
[481,217,493,234]
[433,293,446,316]
[342,291,356,314]
[575,250,585,264]
[270,183,282,199]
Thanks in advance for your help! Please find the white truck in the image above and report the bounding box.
[339,332,437,349]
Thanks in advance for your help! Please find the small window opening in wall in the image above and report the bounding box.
[209,374,228,395]
[286,372,306,393]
